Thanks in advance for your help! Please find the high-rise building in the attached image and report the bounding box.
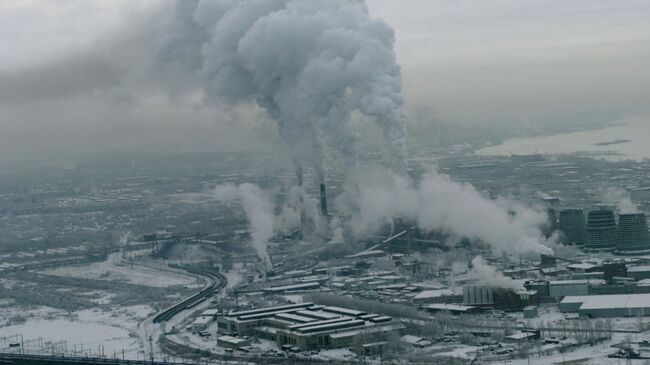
[586,207,617,251]
[558,208,586,246]
[616,213,650,254]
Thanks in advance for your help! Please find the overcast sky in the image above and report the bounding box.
[1,0,649,164]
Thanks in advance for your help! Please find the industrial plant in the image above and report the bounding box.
[2,0,650,365]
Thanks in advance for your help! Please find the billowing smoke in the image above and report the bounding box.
[602,187,639,214]
[159,0,408,175]
[274,185,320,235]
[214,183,274,269]
[336,167,553,256]
[469,256,523,290]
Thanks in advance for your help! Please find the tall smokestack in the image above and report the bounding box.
[320,183,328,217]
[297,166,306,239]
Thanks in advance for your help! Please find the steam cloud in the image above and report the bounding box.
[335,168,554,256]
[469,256,524,290]
[214,183,274,269]
[163,2,550,259]
[159,0,408,176]
[602,187,639,214]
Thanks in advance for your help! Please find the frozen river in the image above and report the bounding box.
[476,116,650,161]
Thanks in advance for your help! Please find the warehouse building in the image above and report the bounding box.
[548,279,605,299]
[559,294,650,318]
[262,281,322,295]
[217,335,250,350]
[422,303,480,315]
[216,302,405,350]
[559,296,591,312]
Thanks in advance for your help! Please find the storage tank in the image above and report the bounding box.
[463,285,494,306]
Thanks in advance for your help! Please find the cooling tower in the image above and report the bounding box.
[558,208,586,246]
[586,207,617,251]
[616,213,650,254]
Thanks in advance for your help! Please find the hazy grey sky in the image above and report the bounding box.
[1,0,649,163]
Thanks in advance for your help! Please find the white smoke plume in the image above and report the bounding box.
[469,256,524,290]
[273,185,321,235]
[602,187,639,214]
[159,0,408,175]
[335,167,553,256]
[451,261,468,275]
[214,183,274,269]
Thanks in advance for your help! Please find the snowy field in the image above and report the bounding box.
[42,254,202,288]
[0,252,210,361]
[0,305,154,359]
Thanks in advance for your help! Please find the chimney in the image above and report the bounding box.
[320,183,328,216]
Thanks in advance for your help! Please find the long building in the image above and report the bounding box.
[216,303,404,350]
[560,293,650,318]
[586,207,617,251]
[616,213,650,254]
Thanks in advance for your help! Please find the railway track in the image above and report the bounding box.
[152,267,226,323]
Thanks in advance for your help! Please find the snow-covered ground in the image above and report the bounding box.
[42,253,202,288]
[0,304,154,359]
[0,253,211,361]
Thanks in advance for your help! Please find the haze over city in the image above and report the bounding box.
[1,0,648,163]
[1,1,650,365]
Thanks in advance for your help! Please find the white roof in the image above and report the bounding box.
[400,335,426,344]
[424,304,475,312]
[628,266,650,272]
[192,316,213,325]
[201,308,219,316]
[560,296,591,304]
[413,289,456,300]
[506,332,537,340]
[567,263,600,270]
[217,335,248,345]
[549,279,605,285]
[580,293,650,310]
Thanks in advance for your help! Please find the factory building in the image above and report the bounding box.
[627,266,650,281]
[422,304,481,315]
[463,285,538,310]
[602,262,628,282]
[558,208,586,246]
[262,281,322,295]
[217,335,250,350]
[559,294,650,318]
[216,303,404,351]
[525,281,550,302]
[548,279,606,299]
[585,207,617,251]
[463,285,493,306]
[616,213,650,254]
